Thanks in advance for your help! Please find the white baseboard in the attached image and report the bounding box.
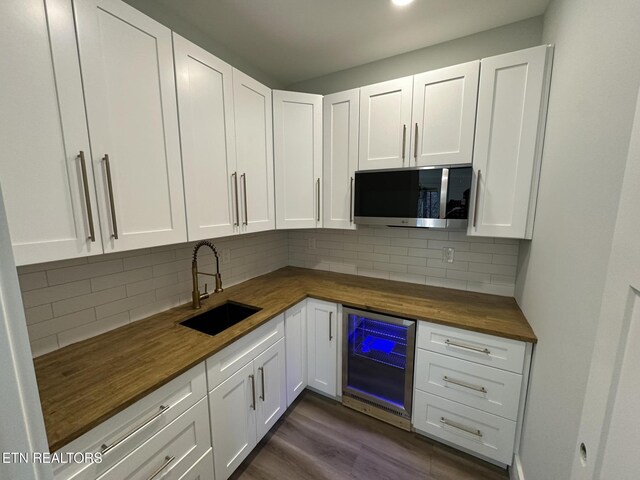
[510,454,526,480]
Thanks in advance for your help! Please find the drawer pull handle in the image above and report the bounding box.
[147,455,175,480]
[101,404,170,455]
[329,311,333,341]
[250,374,256,410]
[443,376,487,393]
[444,339,490,355]
[440,417,483,438]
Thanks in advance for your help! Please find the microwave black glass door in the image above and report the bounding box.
[445,167,472,219]
[354,169,443,219]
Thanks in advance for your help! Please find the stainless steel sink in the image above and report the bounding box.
[179,301,262,336]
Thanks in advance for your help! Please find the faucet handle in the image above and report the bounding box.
[203,283,208,294]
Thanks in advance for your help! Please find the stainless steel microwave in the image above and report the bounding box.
[353,166,473,229]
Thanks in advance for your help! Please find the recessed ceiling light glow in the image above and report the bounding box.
[392,0,415,6]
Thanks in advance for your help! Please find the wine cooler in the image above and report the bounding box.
[342,307,416,430]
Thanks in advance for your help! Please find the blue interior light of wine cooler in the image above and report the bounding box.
[361,335,395,354]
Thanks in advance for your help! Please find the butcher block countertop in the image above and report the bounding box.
[33,266,536,452]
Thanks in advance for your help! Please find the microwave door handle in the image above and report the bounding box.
[439,168,449,220]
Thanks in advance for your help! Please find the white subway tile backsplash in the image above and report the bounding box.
[52,286,126,317]
[289,226,520,298]
[19,227,518,358]
[19,230,289,357]
[22,280,92,308]
[46,259,123,286]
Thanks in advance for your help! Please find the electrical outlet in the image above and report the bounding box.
[308,238,316,250]
[222,248,231,264]
[443,247,455,263]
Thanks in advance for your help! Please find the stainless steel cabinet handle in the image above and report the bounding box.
[445,339,490,355]
[249,374,256,410]
[316,178,321,222]
[101,404,170,455]
[349,176,354,223]
[473,170,481,228]
[414,123,419,163]
[329,311,333,341]
[259,366,265,401]
[440,417,482,437]
[232,172,240,227]
[401,124,407,162]
[77,151,96,242]
[102,154,118,239]
[443,376,487,393]
[147,455,175,480]
[241,173,248,226]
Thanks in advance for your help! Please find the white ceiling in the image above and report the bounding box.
[155,0,551,85]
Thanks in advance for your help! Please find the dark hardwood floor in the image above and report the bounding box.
[230,391,509,480]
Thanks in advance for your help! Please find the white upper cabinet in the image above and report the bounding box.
[233,69,276,233]
[74,0,187,252]
[273,90,323,229]
[323,89,359,230]
[411,61,480,166]
[469,45,553,239]
[359,77,413,170]
[174,34,238,240]
[0,0,103,265]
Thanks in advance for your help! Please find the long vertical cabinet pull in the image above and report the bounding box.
[232,172,240,227]
[401,124,407,163]
[414,123,419,164]
[349,177,354,223]
[259,367,265,401]
[249,374,256,410]
[329,311,333,341]
[473,170,482,228]
[316,178,321,222]
[241,173,248,226]
[102,154,118,239]
[77,151,96,242]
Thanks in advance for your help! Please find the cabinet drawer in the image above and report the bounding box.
[177,449,214,480]
[415,349,522,420]
[98,397,210,480]
[206,314,284,391]
[54,363,207,480]
[413,390,516,465]
[417,322,526,373]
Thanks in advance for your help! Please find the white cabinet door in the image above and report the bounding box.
[411,61,479,166]
[0,0,103,265]
[174,33,238,241]
[323,89,359,230]
[273,90,323,229]
[233,68,275,234]
[255,338,287,441]
[285,300,307,406]
[359,77,413,171]
[307,299,338,397]
[74,0,187,252]
[469,45,553,239]
[209,361,256,480]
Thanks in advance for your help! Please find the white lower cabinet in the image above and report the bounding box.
[285,301,308,406]
[413,391,517,466]
[307,299,339,398]
[53,364,208,480]
[97,398,210,480]
[206,315,286,480]
[412,321,530,466]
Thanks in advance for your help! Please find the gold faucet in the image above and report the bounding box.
[191,240,223,309]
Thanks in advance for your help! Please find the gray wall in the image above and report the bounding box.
[287,16,543,94]
[122,0,284,88]
[515,0,640,479]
